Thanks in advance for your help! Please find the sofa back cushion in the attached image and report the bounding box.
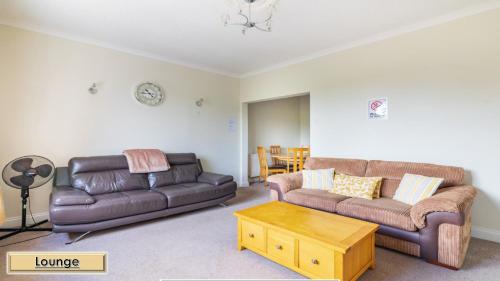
[69,155,149,195]
[148,153,201,187]
[148,170,175,188]
[304,157,368,176]
[172,164,200,184]
[365,160,464,198]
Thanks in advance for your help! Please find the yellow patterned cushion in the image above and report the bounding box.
[302,168,335,191]
[330,174,382,200]
[373,180,382,199]
[393,173,444,205]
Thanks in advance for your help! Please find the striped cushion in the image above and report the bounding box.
[302,168,335,191]
[393,173,444,205]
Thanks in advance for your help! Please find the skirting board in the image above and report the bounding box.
[2,212,49,228]
[2,212,500,243]
[472,226,500,244]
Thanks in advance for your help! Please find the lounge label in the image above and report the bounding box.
[7,252,107,274]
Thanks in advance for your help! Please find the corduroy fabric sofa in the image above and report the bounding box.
[268,157,476,269]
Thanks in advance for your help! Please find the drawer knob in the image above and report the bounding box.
[275,245,283,250]
[248,233,255,238]
[311,259,319,265]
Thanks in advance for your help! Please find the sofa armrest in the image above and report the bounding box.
[51,186,95,206]
[53,167,71,187]
[416,187,476,266]
[197,172,233,186]
[410,185,476,229]
[268,172,302,201]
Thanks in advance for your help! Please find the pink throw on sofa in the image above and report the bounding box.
[123,149,170,173]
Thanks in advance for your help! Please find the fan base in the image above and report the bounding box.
[0,219,52,241]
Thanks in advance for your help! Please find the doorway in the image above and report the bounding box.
[241,93,310,185]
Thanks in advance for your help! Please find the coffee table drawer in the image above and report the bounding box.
[267,229,295,267]
[241,220,266,252]
[299,240,335,279]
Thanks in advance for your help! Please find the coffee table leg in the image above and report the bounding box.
[237,219,244,251]
[370,233,376,269]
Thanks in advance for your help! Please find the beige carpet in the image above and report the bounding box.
[1,184,499,281]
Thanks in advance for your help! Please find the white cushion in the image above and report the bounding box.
[302,168,335,191]
[393,173,444,205]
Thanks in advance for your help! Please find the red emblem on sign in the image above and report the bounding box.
[370,100,383,110]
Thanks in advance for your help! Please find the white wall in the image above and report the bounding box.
[240,9,500,235]
[0,25,240,221]
[248,95,309,154]
[299,95,310,147]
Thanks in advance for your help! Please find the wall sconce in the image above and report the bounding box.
[88,83,98,94]
[195,98,204,107]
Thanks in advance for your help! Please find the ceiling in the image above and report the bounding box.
[1,0,499,77]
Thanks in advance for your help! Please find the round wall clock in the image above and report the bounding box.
[134,82,164,106]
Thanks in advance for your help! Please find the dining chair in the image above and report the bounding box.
[270,145,286,166]
[286,147,310,173]
[257,146,287,185]
[301,145,310,163]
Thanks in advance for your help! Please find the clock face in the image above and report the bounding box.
[135,82,164,106]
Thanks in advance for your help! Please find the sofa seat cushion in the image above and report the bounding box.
[284,188,350,213]
[336,198,417,231]
[154,182,237,208]
[50,190,167,225]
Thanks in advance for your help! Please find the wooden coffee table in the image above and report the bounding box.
[234,201,378,281]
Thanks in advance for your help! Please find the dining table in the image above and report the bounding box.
[271,154,308,173]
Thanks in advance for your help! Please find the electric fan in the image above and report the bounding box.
[0,155,55,240]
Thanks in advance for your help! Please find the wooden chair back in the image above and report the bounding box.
[257,146,268,177]
[270,145,285,166]
[302,145,310,161]
[287,147,310,172]
[257,146,287,184]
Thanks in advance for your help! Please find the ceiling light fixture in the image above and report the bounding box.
[223,0,279,35]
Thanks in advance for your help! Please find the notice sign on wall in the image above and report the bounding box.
[368,98,388,120]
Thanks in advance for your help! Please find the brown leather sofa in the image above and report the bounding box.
[268,157,476,269]
[49,153,236,235]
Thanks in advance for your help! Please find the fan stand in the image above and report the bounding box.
[0,186,53,241]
